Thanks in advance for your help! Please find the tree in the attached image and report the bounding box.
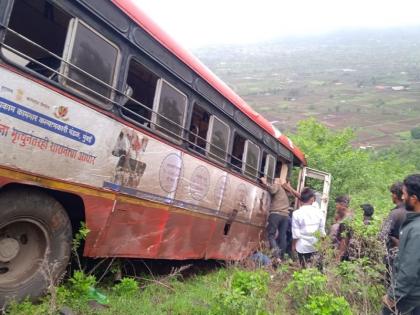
[289,118,415,219]
[411,127,420,139]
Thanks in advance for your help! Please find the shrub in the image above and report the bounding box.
[332,258,384,313]
[285,268,327,307]
[113,277,139,296]
[5,298,47,315]
[211,270,270,315]
[68,270,97,301]
[301,294,352,315]
[411,126,420,139]
[231,269,270,297]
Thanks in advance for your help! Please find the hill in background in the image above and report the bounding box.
[195,27,420,148]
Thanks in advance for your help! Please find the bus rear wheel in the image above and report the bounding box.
[0,188,72,307]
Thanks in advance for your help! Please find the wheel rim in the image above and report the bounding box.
[0,219,49,288]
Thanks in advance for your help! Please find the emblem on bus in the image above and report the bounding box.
[54,105,69,121]
[16,88,24,101]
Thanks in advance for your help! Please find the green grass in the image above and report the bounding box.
[385,97,417,107]
[94,270,230,315]
[6,269,232,315]
[395,130,412,140]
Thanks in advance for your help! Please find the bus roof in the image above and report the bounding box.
[111,0,306,165]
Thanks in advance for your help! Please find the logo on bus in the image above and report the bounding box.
[54,105,69,121]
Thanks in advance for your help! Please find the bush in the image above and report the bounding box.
[113,277,139,296]
[411,126,420,139]
[285,268,327,307]
[68,271,97,301]
[231,269,270,297]
[301,294,352,315]
[5,298,47,315]
[212,270,270,315]
[332,259,384,313]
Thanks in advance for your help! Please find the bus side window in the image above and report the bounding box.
[243,140,260,178]
[207,116,230,163]
[261,153,276,184]
[121,60,158,127]
[189,103,210,154]
[3,0,71,79]
[152,79,188,142]
[260,152,267,178]
[275,160,283,179]
[231,133,246,172]
[61,19,120,108]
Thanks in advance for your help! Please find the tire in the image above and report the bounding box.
[0,188,72,307]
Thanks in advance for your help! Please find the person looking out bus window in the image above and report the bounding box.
[260,177,299,260]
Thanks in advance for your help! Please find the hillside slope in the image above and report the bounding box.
[195,27,420,148]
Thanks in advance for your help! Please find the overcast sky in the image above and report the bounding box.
[135,0,420,48]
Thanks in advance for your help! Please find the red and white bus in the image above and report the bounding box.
[0,0,329,304]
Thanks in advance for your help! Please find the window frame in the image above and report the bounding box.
[1,0,72,82]
[230,130,247,172]
[243,139,261,179]
[151,78,188,144]
[264,153,276,184]
[59,17,121,110]
[120,56,159,128]
[188,101,211,154]
[206,115,230,164]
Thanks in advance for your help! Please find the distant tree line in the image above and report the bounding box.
[411,127,420,139]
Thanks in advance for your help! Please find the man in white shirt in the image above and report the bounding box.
[292,187,326,267]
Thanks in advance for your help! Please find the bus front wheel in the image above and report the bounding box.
[0,188,72,307]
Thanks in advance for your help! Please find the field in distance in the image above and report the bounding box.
[195,27,420,148]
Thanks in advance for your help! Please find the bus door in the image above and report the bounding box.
[295,167,331,216]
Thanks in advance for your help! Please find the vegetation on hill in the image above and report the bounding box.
[410,127,420,139]
[196,28,420,148]
[377,140,420,172]
[290,119,415,219]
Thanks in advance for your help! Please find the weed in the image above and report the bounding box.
[211,269,270,315]
[68,270,97,301]
[113,277,139,296]
[5,299,47,315]
[285,268,327,307]
[301,293,352,315]
[72,222,90,270]
[231,269,270,296]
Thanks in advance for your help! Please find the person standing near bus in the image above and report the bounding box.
[382,174,420,315]
[292,187,326,267]
[330,195,352,261]
[360,203,374,225]
[380,182,407,280]
[260,177,299,260]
